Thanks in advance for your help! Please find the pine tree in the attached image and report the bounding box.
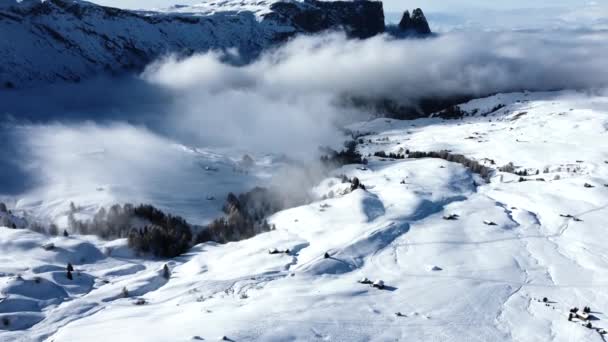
[162,264,170,279]
[122,286,129,298]
[48,224,59,236]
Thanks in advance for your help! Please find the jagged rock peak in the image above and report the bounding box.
[398,10,412,28]
[398,8,431,35]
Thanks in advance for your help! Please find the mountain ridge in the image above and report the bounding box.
[0,0,402,88]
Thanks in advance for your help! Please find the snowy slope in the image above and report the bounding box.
[0,0,385,87]
[1,89,607,341]
[156,0,286,17]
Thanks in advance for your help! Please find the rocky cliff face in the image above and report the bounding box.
[268,0,385,40]
[0,0,386,88]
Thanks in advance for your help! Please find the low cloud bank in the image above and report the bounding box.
[140,29,608,147]
[2,29,607,221]
[147,29,608,102]
[4,30,608,156]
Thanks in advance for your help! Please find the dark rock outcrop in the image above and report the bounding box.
[398,8,431,35]
[345,95,473,120]
[269,0,385,39]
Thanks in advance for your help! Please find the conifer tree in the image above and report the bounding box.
[163,264,170,279]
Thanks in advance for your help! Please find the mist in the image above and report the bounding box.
[5,29,608,154]
[2,29,608,222]
[136,29,608,151]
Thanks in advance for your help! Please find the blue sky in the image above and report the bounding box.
[388,0,585,11]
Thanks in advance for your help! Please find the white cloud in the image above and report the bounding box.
[143,29,608,114]
[3,29,608,214]
[5,29,608,160]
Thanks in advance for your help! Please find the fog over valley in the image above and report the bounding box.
[0,1,607,341]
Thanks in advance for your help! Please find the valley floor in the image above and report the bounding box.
[1,89,608,341]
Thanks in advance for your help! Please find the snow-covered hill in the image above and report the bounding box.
[1,89,607,341]
[0,0,386,87]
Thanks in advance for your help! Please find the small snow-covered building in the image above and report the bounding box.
[372,280,385,289]
[575,310,590,321]
[358,277,372,285]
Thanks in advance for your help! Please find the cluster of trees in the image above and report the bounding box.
[334,175,366,193]
[498,162,516,173]
[124,205,192,258]
[319,174,357,200]
[224,187,284,222]
[516,170,532,177]
[373,151,406,159]
[128,223,191,258]
[434,103,505,120]
[0,202,24,229]
[68,203,134,239]
[64,186,292,258]
[487,104,506,116]
[0,202,15,229]
[28,222,64,236]
[435,105,467,120]
[197,190,276,244]
[320,140,367,168]
[349,177,366,192]
[407,150,493,181]
[14,194,268,259]
[498,162,537,176]
[68,203,192,258]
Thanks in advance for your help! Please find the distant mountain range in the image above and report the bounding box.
[0,0,431,88]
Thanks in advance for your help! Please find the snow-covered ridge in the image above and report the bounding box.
[156,0,288,18]
[0,0,386,88]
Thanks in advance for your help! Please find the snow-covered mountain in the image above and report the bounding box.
[2,89,608,341]
[0,0,389,87]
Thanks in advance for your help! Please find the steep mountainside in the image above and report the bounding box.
[0,0,386,88]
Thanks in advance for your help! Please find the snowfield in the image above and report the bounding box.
[1,89,608,341]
